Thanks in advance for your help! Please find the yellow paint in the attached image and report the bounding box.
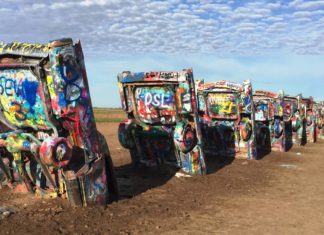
[0,69,49,129]
[219,101,236,114]
[46,75,56,97]
[0,42,49,55]
[209,93,237,114]
[279,106,283,116]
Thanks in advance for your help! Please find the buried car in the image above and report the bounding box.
[0,39,118,206]
[315,101,324,140]
[253,90,286,153]
[284,94,306,146]
[196,80,257,160]
[301,97,316,143]
[314,101,324,140]
[117,69,206,175]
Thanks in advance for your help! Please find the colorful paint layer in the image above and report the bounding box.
[0,38,118,206]
[315,101,324,140]
[284,95,306,146]
[253,90,286,153]
[117,69,206,175]
[197,80,257,160]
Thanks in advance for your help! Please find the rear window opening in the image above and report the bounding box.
[134,86,176,124]
[206,92,239,120]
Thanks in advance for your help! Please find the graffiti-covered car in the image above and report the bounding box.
[117,69,206,175]
[284,94,305,146]
[0,39,118,206]
[196,80,257,159]
[253,90,286,153]
[314,101,324,140]
[301,97,316,143]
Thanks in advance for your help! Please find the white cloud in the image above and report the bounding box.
[0,0,323,56]
[4,0,324,106]
[291,0,324,10]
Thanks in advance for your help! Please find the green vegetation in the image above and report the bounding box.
[93,108,125,123]
[93,108,124,115]
[95,117,124,123]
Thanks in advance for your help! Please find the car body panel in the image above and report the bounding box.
[314,101,324,140]
[0,39,118,206]
[197,80,257,160]
[301,97,316,143]
[118,69,206,175]
[253,90,286,152]
[284,95,306,146]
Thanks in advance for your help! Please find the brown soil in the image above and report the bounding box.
[1,122,324,234]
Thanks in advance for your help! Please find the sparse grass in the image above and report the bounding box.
[93,108,125,123]
[95,117,124,123]
[93,108,124,115]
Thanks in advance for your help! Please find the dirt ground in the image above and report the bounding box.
[1,122,324,234]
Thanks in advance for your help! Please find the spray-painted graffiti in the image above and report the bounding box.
[255,102,269,122]
[0,39,118,206]
[197,80,257,160]
[207,93,238,119]
[315,102,324,140]
[135,87,176,124]
[118,69,206,175]
[254,90,286,153]
[284,95,305,146]
[0,42,48,57]
[302,97,316,143]
[0,69,51,129]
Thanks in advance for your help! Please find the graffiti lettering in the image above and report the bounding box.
[208,93,237,116]
[0,76,38,104]
[144,93,167,107]
[159,72,178,79]
[5,79,14,96]
[0,70,50,128]
[0,77,22,97]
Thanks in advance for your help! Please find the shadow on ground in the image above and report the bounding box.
[114,154,236,199]
[205,155,235,175]
[114,164,178,199]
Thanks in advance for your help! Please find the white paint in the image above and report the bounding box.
[144,93,167,107]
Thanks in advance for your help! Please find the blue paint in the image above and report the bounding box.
[0,75,38,108]
[137,93,174,105]
[57,58,83,103]
[59,92,67,107]
[123,72,145,83]
[22,80,38,107]
[59,59,79,83]
[244,96,251,106]
[23,141,31,150]
[5,79,15,96]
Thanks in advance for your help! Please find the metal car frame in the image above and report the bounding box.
[284,94,306,146]
[301,97,316,143]
[253,90,286,152]
[314,101,324,140]
[196,80,257,160]
[117,69,206,175]
[0,38,118,206]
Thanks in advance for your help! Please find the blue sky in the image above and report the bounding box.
[1,0,324,107]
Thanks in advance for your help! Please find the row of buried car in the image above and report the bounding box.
[0,38,323,207]
[117,69,324,175]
